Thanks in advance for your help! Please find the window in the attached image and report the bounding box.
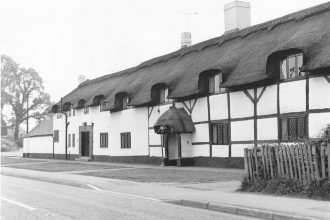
[54,130,59,142]
[280,116,306,142]
[211,123,229,144]
[72,134,75,147]
[100,133,108,148]
[57,113,62,119]
[68,134,71,147]
[122,96,129,110]
[209,73,226,94]
[121,132,131,148]
[84,106,89,114]
[68,106,72,117]
[72,109,75,116]
[280,53,304,79]
[159,88,166,104]
[100,102,109,111]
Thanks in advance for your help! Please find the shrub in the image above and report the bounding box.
[1,137,21,152]
[240,177,329,200]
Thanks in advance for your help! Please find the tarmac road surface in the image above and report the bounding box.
[1,175,258,220]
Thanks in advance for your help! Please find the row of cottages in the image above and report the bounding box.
[23,2,330,168]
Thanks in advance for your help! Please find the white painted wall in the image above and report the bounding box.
[257,118,278,140]
[191,123,209,143]
[231,120,254,141]
[309,76,330,109]
[230,91,254,118]
[181,133,193,158]
[309,112,330,138]
[23,136,53,154]
[257,85,277,115]
[149,147,162,157]
[212,145,229,157]
[231,144,253,157]
[109,107,148,156]
[191,97,208,122]
[53,114,66,154]
[149,130,161,146]
[210,93,228,120]
[190,145,209,157]
[280,80,306,113]
[149,104,172,127]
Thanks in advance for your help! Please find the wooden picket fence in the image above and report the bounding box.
[244,142,330,183]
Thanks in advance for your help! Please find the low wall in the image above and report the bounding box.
[23,153,79,160]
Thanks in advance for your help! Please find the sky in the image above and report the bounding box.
[1,0,328,103]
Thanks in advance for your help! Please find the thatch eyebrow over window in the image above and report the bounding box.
[198,70,225,94]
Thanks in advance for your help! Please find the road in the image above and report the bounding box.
[1,175,257,220]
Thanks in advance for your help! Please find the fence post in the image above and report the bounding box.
[253,147,258,178]
[320,143,326,178]
[290,145,297,180]
[299,145,305,181]
[327,142,330,179]
[248,150,254,183]
[312,145,320,181]
[303,144,310,180]
[244,149,249,179]
[286,146,293,179]
[307,144,315,180]
[295,145,302,182]
[274,146,281,177]
[283,146,289,178]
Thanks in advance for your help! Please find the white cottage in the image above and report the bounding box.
[24,2,330,168]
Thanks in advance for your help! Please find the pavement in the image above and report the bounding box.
[1,154,330,219]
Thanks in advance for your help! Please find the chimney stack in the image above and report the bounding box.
[181,32,192,48]
[77,74,86,86]
[224,1,251,33]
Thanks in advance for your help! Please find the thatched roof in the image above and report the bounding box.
[52,2,330,111]
[26,119,53,137]
[154,107,195,133]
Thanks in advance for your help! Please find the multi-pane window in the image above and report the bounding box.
[280,116,306,142]
[100,102,109,111]
[280,53,304,79]
[84,106,89,114]
[54,130,59,142]
[72,134,75,147]
[211,123,229,144]
[120,132,131,148]
[100,133,108,148]
[209,73,226,94]
[68,134,71,147]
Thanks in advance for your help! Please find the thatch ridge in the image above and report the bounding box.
[53,2,330,110]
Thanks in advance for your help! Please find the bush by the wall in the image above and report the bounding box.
[240,177,330,200]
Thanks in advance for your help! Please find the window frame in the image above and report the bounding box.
[72,133,75,147]
[280,114,307,142]
[100,132,108,148]
[68,134,71,147]
[54,130,59,142]
[84,106,89,114]
[120,132,131,149]
[280,53,304,80]
[211,123,229,145]
[100,102,109,111]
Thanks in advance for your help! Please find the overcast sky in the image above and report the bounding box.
[1,0,328,102]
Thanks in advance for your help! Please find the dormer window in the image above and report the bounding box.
[208,73,226,94]
[122,96,129,109]
[280,53,304,79]
[100,102,109,111]
[84,106,89,114]
[151,84,169,105]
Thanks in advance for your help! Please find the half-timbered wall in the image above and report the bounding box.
[50,74,330,161]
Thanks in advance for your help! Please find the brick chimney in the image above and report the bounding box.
[224,1,251,33]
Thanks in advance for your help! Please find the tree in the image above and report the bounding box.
[1,55,51,139]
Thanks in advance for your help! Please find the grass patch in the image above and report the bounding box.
[1,156,44,165]
[4,161,127,172]
[80,167,244,183]
[240,177,330,200]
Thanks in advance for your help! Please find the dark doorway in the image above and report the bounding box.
[81,131,90,156]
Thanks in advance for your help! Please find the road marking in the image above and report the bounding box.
[86,184,161,202]
[1,197,36,211]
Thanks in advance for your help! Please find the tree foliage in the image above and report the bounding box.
[1,55,51,138]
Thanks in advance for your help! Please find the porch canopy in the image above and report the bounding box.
[154,107,195,134]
